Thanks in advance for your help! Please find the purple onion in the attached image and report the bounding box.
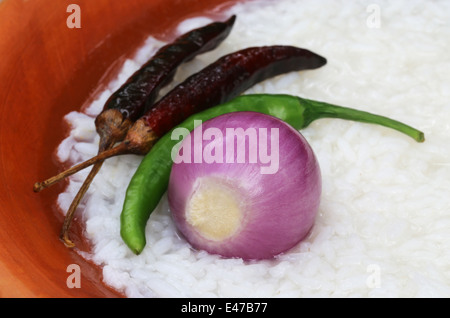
[168,112,321,260]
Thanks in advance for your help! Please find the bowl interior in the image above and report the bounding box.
[0,0,237,297]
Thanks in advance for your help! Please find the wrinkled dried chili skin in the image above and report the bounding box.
[55,16,236,247]
[143,46,327,137]
[102,15,236,122]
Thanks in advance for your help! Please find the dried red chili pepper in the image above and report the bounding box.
[46,16,236,246]
[142,45,327,139]
[95,14,236,151]
[34,45,327,193]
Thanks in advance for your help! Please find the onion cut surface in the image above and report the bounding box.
[168,112,322,260]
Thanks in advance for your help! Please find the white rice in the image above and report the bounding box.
[57,0,450,297]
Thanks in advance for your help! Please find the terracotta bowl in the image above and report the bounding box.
[0,0,239,298]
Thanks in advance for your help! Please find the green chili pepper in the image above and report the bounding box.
[120,94,424,254]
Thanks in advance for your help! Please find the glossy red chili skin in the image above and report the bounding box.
[143,45,327,137]
[102,15,236,122]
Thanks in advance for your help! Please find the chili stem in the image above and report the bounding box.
[33,142,128,192]
[59,137,114,247]
[303,98,425,142]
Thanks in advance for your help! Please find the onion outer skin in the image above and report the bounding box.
[168,112,321,260]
